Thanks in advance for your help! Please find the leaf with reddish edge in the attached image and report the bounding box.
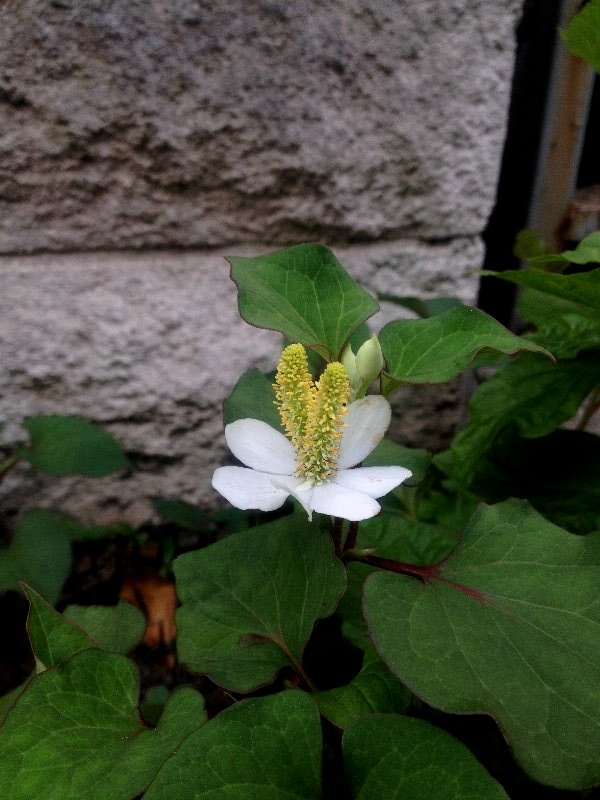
[361,499,600,790]
[227,243,379,361]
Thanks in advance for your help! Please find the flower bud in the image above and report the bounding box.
[355,334,384,385]
[341,343,361,391]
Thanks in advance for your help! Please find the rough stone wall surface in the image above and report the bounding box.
[0,0,522,523]
[0,0,521,252]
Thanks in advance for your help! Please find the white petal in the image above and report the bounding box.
[338,396,392,469]
[272,476,315,521]
[334,466,413,498]
[225,419,296,475]
[310,482,381,521]
[212,466,290,511]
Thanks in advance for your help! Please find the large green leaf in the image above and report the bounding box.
[145,691,322,799]
[223,367,283,431]
[0,510,72,604]
[379,307,550,387]
[343,714,509,799]
[363,500,600,789]
[174,513,346,692]
[228,244,379,361]
[0,649,206,800]
[376,293,463,318]
[562,0,600,73]
[338,513,456,649]
[17,415,130,476]
[317,646,410,729]
[481,265,600,311]
[64,602,146,654]
[436,352,600,488]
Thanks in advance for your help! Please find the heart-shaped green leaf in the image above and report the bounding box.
[174,512,346,692]
[0,649,206,800]
[363,500,600,789]
[18,415,130,476]
[0,510,72,604]
[317,646,410,729]
[145,691,322,799]
[343,715,509,799]
[228,244,379,360]
[379,307,551,387]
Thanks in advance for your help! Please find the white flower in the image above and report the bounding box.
[212,396,412,521]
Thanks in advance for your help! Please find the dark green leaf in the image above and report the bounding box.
[174,512,346,692]
[379,307,551,387]
[18,415,130,476]
[223,368,283,431]
[0,510,71,603]
[343,714,509,799]
[64,602,146,654]
[228,244,379,360]
[471,429,600,534]
[436,352,600,488]
[377,293,463,318]
[513,228,550,260]
[363,437,430,487]
[0,650,206,800]
[363,500,600,789]
[145,691,322,800]
[23,584,94,668]
[561,0,600,73]
[317,647,410,728]
[481,265,600,311]
[152,497,210,532]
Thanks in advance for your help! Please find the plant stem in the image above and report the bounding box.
[331,516,344,556]
[0,453,18,482]
[344,520,359,552]
[345,551,440,580]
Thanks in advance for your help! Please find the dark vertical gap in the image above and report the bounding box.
[477,0,563,326]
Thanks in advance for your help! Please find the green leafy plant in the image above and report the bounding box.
[1,234,598,798]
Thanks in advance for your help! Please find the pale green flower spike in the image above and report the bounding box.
[212,343,412,521]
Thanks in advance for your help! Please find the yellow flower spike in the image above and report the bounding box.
[274,343,314,449]
[299,361,350,484]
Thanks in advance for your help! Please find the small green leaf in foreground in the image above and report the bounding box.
[18,415,130,476]
[379,306,551,386]
[317,646,410,729]
[145,691,322,800]
[228,243,379,361]
[0,649,206,800]
[174,512,346,692]
[363,500,600,789]
[343,714,509,800]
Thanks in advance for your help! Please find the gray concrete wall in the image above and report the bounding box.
[0,0,523,524]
